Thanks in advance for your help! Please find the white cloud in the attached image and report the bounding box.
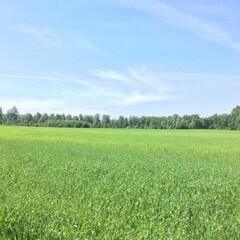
[183,3,238,18]
[0,99,106,115]
[0,73,95,88]
[0,67,174,109]
[90,67,173,106]
[2,69,240,111]
[11,25,61,50]
[90,69,132,85]
[72,36,105,54]
[0,99,64,114]
[117,0,240,50]
[1,68,240,115]
[119,93,168,106]
[10,24,105,54]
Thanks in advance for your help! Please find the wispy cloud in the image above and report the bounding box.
[0,74,66,81]
[11,25,61,50]
[90,69,133,85]
[0,98,106,115]
[90,67,173,106]
[10,24,105,54]
[0,67,174,109]
[0,99,64,113]
[120,93,168,106]
[1,68,240,115]
[117,0,240,50]
[72,35,105,54]
[183,3,239,19]
[0,73,95,88]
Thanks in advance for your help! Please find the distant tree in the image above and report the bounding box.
[5,106,19,125]
[123,117,129,128]
[174,116,183,129]
[83,115,93,125]
[101,115,110,128]
[56,120,64,127]
[74,121,82,128]
[38,113,48,124]
[218,114,230,129]
[129,116,139,128]
[117,116,125,128]
[0,107,2,124]
[47,119,57,127]
[65,114,73,121]
[200,118,209,129]
[139,116,146,128]
[55,114,62,121]
[33,112,42,123]
[20,113,33,126]
[109,119,117,128]
[158,117,167,129]
[149,117,157,129]
[93,113,100,128]
[208,114,219,129]
[49,113,55,120]
[1,105,240,130]
[231,106,240,130]
[81,121,90,128]
[79,114,83,121]
[72,116,79,121]
[189,114,202,129]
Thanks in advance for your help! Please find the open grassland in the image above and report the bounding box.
[0,126,240,239]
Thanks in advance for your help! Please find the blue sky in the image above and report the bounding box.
[0,0,240,117]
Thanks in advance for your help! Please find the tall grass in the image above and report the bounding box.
[0,126,239,239]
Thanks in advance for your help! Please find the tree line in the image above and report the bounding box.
[0,106,240,130]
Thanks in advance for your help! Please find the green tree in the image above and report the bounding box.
[117,116,125,128]
[55,114,62,121]
[189,114,202,129]
[93,113,100,128]
[5,106,19,125]
[0,107,2,124]
[231,106,240,130]
[38,113,48,125]
[83,115,93,125]
[101,115,110,128]
[49,113,55,120]
[129,116,139,128]
[149,117,157,129]
[33,112,42,123]
[79,114,83,121]
[20,113,33,126]
[123,117,129,128]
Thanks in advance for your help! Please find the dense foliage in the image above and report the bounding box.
[0,127,239,239]
[0,105,240,130]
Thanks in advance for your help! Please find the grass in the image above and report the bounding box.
[0,126,240,239]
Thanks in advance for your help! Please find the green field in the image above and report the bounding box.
[0,126,239,239]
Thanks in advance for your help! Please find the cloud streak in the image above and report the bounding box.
[90,67,173,106]
[11,25,61,50]
[0,98,106,115]
[2,69,240,109]
[0,73,95,88]
[0,67,174,109]
[117,0,240,50]
[10,24,105,54]
[0,99,64,113]
[1,68,240,115]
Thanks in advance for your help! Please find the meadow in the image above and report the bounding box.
[0,126,239,239]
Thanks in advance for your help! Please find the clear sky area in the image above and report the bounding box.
[0,0,240,117]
